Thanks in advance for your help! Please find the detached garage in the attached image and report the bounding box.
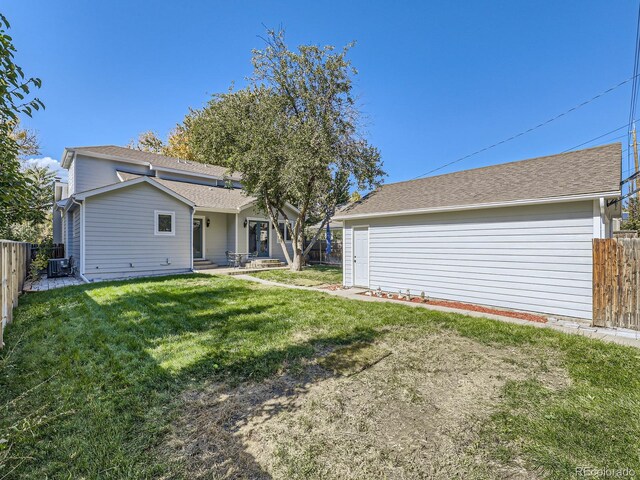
[335,143,622,320]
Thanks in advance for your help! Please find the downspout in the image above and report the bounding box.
[599,197,606,238]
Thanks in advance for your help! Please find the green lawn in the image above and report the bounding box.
[0,274,639,479]
[248,264,342,286]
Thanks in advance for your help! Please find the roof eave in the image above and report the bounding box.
[334,190,622,221]
[194,206,246,214]
[61,148,76,169]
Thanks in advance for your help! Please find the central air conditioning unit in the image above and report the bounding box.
[47,257,74,278]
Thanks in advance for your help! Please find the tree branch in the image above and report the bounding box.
[303,215,330,257]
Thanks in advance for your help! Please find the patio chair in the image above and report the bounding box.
[225,251,235,268]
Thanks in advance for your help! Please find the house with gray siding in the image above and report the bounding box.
[53,145,297,281]
[335,143,623,320]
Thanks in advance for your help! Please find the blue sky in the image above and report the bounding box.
[5,1,639,187]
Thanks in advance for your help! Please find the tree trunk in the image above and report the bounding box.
[290,247,303,271]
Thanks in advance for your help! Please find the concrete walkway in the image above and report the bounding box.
[238,274,640,349]
[195,266,289,276]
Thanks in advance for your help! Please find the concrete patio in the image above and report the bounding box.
[24,275,84,292]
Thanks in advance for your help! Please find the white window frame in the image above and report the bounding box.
[154,210,175,236]
[278,221,291,242]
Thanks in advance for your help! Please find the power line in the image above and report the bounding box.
[410,75,639,180]
[560,129,628,153]
[627,2,640,196]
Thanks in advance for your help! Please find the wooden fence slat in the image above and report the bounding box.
[1,243,7,332]
[593,238,640,330]
[0,244,3,349]
[0,240,30,348]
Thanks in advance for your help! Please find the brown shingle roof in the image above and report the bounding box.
[116,172,255,211]
[337,143,622,218]
[70,145,241,180]
[151,177,255,211]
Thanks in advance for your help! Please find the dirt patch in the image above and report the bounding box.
[359,292,548,324]
[317,342,391,376]
[163,330,568,479]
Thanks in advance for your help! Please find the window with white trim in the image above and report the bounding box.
[278,222,291,242]
[155,210,175,236]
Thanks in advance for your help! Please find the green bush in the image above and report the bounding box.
[29,238,53,280]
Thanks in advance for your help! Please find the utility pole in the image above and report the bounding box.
[634,125,639,197]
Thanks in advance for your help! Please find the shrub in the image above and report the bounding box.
[29,237,53,280]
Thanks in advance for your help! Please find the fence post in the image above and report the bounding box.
[3,243,10,327]
[0,244,3,349]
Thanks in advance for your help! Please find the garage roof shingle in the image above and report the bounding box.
[338,143,622,218]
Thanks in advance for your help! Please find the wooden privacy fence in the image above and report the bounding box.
[593,238,640,330]
[30,242,64,261]
[0,240,30,349]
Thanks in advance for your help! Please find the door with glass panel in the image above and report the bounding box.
[248,220,269,257]
[193,217,204,259]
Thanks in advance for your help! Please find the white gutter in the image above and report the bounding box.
[334,190,622,221]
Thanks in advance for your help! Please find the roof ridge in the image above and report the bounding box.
[69,144,242,180]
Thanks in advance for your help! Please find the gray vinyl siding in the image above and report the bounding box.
[60,213,66,245]
[74,155,150,194]
[64,210,75,261]
[157,170,220,186]
[52,208,62,243]
[226,214,236,253]
[344,201,595,319]
[83,182,191,281]
[72,209,81,262]
[200,212,231,265]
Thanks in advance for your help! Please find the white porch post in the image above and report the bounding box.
[235,213,239,252]
[190,207,194,271]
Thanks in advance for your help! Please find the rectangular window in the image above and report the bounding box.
[278,222,290,242]
[155,210,175,236]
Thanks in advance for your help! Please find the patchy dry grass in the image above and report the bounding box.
[317,342,391,376]
[170,330,569,479]
[2,274,640,479]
